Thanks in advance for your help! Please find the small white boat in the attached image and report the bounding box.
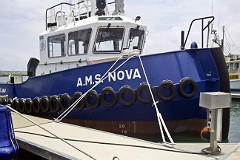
[226,59,240,91]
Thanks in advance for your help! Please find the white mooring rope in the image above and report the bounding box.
[55,53,174,145]
[5,105,97,160]
[138,55,174,144]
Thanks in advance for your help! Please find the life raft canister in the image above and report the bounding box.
[101,87,117,107]
[118,85,136,106]
[71,92,85,110]
[25,98,33,114]
[18,99,25,113]
[40,96,50,113]
[85,90,100,109]
[178,77,197,98]
[32,97,41,114]
[60,93,71,110]
[49,95,61,112]
[157,80,177,102]
[136,82,154,104]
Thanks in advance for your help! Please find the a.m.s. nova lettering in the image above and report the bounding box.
[76,68,141,87]
[0,88,6,93]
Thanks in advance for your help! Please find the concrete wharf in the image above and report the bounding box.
[12,113,240,160]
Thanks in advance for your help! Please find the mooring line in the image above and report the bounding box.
[138,55,174,144]
[5,105,97,160]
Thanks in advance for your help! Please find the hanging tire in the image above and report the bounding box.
[85,90,100,109]
[8,99,12,106]
[101,87,117,107]
[18,99,25,113]
[25,98,33,114]
[136,83,154,104]
[32,97,41,114]
[49,95,61,112]
[71,92,85,110]
[179,77,197,98]
[40,96,50,113]
[118,85,136,106]
[60,93,71,110]
[11,99,19,110]
[1,98,7,105]
[157,80,177,102]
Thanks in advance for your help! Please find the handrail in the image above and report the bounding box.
[181,16,215,49]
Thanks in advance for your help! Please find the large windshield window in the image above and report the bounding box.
[128,28,145,50]
[94,28,124,53]
[68,28,92,55]
[48,34,65,57]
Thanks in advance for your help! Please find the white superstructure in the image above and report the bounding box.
[36,0,146,76]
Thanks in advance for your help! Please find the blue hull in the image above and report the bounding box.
[0,48,230,139]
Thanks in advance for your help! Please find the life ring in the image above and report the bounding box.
[85,90,100,109]
[18,99,25,113]
[71,92,85,110]
[25,98,33,114]
[118,85,136,106]
[136,83,153,104]
[101,87,117,107]
[157,80,176,102]
[60,93,71,110]
[179,77,197,98]
[32,97,41,114]
[11,99,19,110]
[49,95,61,112]
[40,96,50,113]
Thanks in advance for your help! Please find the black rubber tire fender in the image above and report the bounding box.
[101,87,117,107]
[49,95,61,112]
[157,80,177,102]
[136,82,154,104]
[11,99,19,110]
[18,98,25,113]
[60,93,71,110]
[118,85,136,106]
[85,90,100,109]
[8,99,12,106]
[40,96,50,113]
[25,98,33,114]
[71,92,85,110]
[32,97,41,114]
[1,98,7,105]
[179,77,197,98]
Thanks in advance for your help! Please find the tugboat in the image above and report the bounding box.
[0,0,230,140]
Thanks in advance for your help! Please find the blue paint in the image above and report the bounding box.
[0,48,220,123]
[0,105,18,159]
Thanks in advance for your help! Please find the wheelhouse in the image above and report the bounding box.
[36,1,146,76]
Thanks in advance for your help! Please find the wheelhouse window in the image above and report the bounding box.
[234,63,239,69]
[48,34,65,58]
[68,28,92,55]
[128,28,145,50]
[230,63,233,69]
[94,28,124,53]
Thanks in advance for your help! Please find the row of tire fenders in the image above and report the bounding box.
[0,77,197,115]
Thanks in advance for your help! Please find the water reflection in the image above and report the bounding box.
[229,99,240,143]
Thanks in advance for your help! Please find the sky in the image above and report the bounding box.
[0,0,240,71]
